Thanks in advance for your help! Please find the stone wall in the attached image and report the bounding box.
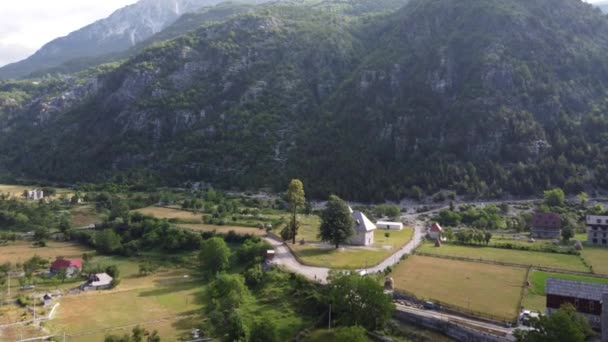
[394,309,512,342]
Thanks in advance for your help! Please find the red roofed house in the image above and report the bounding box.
[50,257,82,278]
[428,223,443,241]
[531,212,561,239]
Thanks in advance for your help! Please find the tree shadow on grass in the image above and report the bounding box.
[138,280,201,298]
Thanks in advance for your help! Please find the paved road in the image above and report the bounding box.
[264,215,425,283]
[264,237,330,283]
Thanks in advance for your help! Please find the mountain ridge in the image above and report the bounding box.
[0,0,270,80]
[2,0,608,201]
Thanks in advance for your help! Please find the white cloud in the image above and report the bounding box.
[0,0,138,67]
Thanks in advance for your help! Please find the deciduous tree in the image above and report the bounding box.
[199,237,231,276]
[328,272,395,330]
[287,179,305,244]
[319,195,353,249]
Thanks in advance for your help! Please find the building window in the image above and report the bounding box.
[574,299,580,308]
[593,227,598,231]
[598,219,603,224]
[603,239,607,245]
[593,239,598,244]
[590,301,595,312]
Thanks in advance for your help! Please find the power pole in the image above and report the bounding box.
[328,304,331,330]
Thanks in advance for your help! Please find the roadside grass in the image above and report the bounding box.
[391,255,526,321]
[581,247,608,275]
[177,223,267,236]
[69,205,101,227]
[522,271,608,312]
[291,228,414,269]
[417,242,589,273]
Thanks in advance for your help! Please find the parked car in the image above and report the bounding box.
[20,285,35,291]
[423,301,436,310]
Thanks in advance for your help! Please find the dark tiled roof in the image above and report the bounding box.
[546,278,608,301]
[532,212,561,230]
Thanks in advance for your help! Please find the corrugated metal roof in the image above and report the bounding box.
[546,278,608,301]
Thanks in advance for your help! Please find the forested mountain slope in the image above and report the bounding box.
[2,0,608,201]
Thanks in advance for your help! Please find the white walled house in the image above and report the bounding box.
[376,221,403,231]
[26,190,44,201]
[349,210,376,246]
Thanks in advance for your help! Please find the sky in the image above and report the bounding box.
[0,0,138,67]
[0,0,605,67]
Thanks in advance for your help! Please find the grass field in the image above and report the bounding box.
[178,223,267,236]
[291,228,414,269]
[391,256,527,321]
[417,242,589,273]
[0,240,92,265]
[522,271,608,312]
[284,215,322,242]
[70,205,101,227]
[133,206,203,223]
[581,247,608,275]
[47,267,203,341]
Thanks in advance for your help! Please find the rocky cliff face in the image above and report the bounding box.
[0,0,258,80]
[2,0,608,201]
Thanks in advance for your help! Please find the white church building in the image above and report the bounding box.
[348,208,376,246]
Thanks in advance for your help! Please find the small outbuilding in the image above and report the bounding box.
[428,223,443,241]
[43,294,53,307]
[81,273,113,291]
[376,221,403,231]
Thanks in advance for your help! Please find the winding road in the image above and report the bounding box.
[263,213,426,283]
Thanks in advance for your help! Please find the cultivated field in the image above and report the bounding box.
[522,271,608,312]
[417,242,589,273]
[0,241,92,265]
[581,247,608,275]
[133,206,203,223]
[178,223,267,236]
[291,228,414,269]
[391,255,527,321]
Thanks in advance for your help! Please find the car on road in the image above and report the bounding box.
[423,301,437,310]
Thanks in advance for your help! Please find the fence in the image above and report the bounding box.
[413,252,607,278]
